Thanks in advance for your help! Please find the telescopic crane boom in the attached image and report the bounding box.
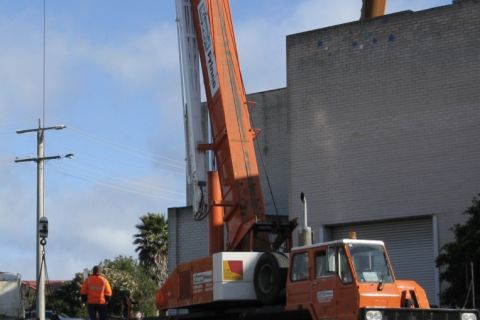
[193,0,267,252]
[176,0,208,220]
[178,0,293,253]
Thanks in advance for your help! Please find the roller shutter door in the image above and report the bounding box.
[330,217,436,303]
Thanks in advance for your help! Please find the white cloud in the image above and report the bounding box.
[0,13,184,279]
[1,168,183,280]
[0,16,44,120]
[235,0,361,93]
[0,8,180,123]
[83,24,179,88]
[289,0,361,32]
[47,175,181,278]
[0,166,36,248]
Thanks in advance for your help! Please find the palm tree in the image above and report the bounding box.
[133,213,168,285]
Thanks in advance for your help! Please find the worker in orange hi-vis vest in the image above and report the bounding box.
[80,265,112,320]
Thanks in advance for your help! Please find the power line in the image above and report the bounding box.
[65,149,185,176]
[0,116,48,129]
[52,166,185,202]
[0,131,17,136]
[52,160,185,197]
[42,0,46,125]
[71,150,184,175]
[68,126,185,169]
[69,126,184,165]
[0,158,15,165]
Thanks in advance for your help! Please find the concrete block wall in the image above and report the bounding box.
[167,206,208,273]
[287,0,480,247]
[249,89,289,216]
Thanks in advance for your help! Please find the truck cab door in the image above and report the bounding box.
[287,251,312,311]
[336,246,358,320]
[311,247,337,319]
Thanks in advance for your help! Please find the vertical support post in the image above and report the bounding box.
[318,226,325,243]
[471,262,475,309]
[432,214,440,306]
[36,119,45,320]
[208,171,224,255]
[15,120,69,320]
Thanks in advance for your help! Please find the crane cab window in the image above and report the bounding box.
[316,250,335,278]
[347,243,394,283]
[338,247,353,284]
[291,252,309,281]
[316,251,327,277]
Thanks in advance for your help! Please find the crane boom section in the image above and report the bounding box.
[176,0,208,219]
[192,0,265,251]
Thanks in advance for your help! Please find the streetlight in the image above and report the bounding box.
[15,119,73,320]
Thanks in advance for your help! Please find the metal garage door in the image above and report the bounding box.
[330,217,437,304]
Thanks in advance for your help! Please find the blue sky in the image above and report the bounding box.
[0,0,451,280]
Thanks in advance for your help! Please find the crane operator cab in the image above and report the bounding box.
[285,239,431,320]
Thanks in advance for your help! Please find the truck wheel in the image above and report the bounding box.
[254,252,288,305]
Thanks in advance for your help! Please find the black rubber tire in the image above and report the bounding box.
[253,252,288,305]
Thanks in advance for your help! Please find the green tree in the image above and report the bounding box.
[134,266,159,316]
[436,195,480,308]
[133,213,168,285]
[46,273,84,317]
[102,256,158,316]
[102,256,139,316]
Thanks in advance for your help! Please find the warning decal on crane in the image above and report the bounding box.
[193,270,213,294]
[198,0,220,97]
[223,260,243,281]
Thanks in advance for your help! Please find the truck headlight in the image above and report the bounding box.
[365,310,383,320]
[462,313,477,320]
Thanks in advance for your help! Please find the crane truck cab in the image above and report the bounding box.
[254,238,476,320]
[284,239,431,319]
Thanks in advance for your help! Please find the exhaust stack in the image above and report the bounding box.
[298,192,312,246]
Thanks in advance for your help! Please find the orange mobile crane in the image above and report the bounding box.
[155,1,479,319]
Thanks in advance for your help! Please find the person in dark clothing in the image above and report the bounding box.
[122,291,133,320]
